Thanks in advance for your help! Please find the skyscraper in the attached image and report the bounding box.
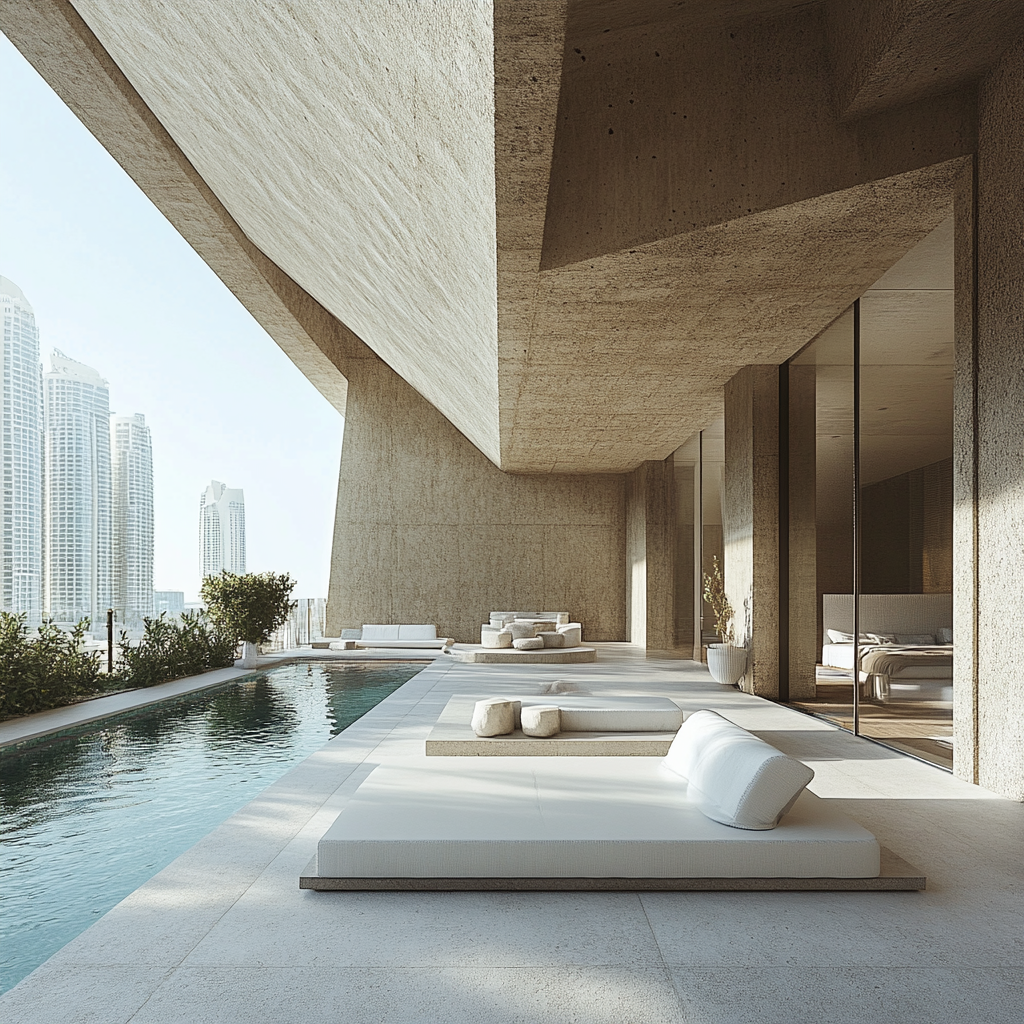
[43,350,111,627]
[0,276,43,625]
[111,413,154,627]
[199,480,245,579]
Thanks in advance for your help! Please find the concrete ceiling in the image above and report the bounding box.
[799,215,954,487]
[14,1,1022,473]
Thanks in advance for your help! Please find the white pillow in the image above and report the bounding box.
[663,710,814,830]
[825,629,894,645]
[557,624,582,647]
[936,627,953,644]
[398,624,437,640]
[361,624,400,641]
[895,633,936,645]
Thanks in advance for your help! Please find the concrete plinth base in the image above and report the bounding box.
[300,848,925,891]
[446,645,597,664]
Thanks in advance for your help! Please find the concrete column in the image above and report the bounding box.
[328,351,627,644]
[723,366,780,697]
[955,37,1024,801]
[625,458,675,650]
[786,364,818,700]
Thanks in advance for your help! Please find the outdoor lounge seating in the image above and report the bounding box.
[330,625,454,650]
[426,694,684,755]
[303,710,924,891]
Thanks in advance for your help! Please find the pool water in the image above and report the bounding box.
[0,660,422,994]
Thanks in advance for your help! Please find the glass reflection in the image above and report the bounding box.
[786,309,856,725]
[857,219,954,768]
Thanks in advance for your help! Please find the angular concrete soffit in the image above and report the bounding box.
[0,0,351,418]
[493,0,571,470]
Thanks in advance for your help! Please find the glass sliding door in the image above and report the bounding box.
[785,309,856,725]
[856,221,954,768]
[782,215,955,770]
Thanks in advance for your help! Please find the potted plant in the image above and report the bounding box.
[702,556,747,686]
[200,571,296,668]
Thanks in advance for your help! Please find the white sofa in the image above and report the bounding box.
[351,625,454,649]
[481,621,583,649]
[305,710,913,890]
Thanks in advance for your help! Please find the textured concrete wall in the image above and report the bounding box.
[625,459,675,650]
[959,37,1024,801]
[328,351,627,644]
[723,366,780,698]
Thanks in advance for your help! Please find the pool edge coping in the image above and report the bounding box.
[0,650,448,750]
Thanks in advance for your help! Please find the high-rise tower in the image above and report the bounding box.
[43,350,111,627]
[0,276,43,626]
[111,413,154,627]
[199,480,245,580]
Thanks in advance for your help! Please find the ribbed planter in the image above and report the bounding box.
[239,641,260,669]
[706,644,747,686]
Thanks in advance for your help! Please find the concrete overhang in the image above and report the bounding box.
[6,1,1023,472]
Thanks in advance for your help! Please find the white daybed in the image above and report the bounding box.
[302,710,923,891]
[337,625,454,650]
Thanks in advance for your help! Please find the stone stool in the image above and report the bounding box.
[471,698,515,737]
[521,704,561,737]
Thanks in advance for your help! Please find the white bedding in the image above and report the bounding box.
[822,643,953,678]
[316,756,880,880]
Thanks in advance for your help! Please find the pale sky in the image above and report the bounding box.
[0,33,343,602]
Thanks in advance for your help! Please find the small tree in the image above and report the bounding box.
[200,571,296,648]
[702,555,735,645]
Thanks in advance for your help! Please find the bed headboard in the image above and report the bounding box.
[822,594,952,636]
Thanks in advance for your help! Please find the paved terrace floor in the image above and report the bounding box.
[2,646,1021,1023]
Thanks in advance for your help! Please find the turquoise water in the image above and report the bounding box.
[0,660,422,994]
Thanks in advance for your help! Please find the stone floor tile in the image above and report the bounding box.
[0,965,171,1024]
[642,890,1024,968]
[183,890,664,969]
[666,966,1024,1024]
[131,965,685,1024]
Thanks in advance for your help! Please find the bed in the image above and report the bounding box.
[821,595,953,704]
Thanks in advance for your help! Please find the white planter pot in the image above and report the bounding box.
[239,641,260,669]
[706,644,747,686]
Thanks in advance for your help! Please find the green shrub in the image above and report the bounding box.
[0,612,103,719]
[116,610,236,689]
[200,570,296,647]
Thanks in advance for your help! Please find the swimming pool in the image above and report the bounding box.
[0,660,423,994]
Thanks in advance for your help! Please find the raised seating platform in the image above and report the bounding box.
[301,756,923,891]
[425,694,683,756]
[445,644,597,664]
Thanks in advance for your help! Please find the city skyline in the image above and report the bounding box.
[199,480,246,580]
[112,412,154,627]
[0,34,342,603]
[2,276,157,630]
[42,348,112,627]
[0,275,42,624]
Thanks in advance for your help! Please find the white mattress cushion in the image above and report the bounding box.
[398,624,437,640]
[361,624,401,641]
[316,757,878,879]
[663,710,815,830]
[553,702,682,733]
